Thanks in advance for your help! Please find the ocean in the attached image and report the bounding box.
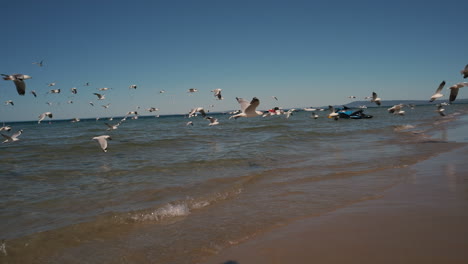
[1,104,467,263]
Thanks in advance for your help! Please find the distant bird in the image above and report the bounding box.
[436,104,445,116]
[186,121,193,126]
[387,104,405,115]
[429,81,446,102]
[146,107,159,112]
[371,92,381,106]
[101,103,111,109]
[461,64,468,78]
[1,73,32,95]
[348,95,357,99]
[31,90,37,97]
[92,135,112,152]
[285,109,296,119]
[104,121,122,131]
[129,84,137,89]
[211,88,223,100]
[98,87,111,91]
[38,112,53,124]
[93,93,105,100]
[328,105,339,120]
[32,60,44,67]
[67,100,73,104]
[187,88,198,93]
[0,125,11,132]
[70,118,80,123]
[46,102,53,106]
[47,82,56,87]
[205,116,219,126]
[272,96,278,101]
[71,87,77,94]
[448,82,468,104]
[84,82,90,86]
[311,112,319,119]
[49,89,61,94]
[229,97,263,119]
[2,129,22,143]
[4,100,14,106]
[159,90,166,94]
[89,102,95,106]
[188,107,207,118]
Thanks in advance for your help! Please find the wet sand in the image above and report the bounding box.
[203,144,468,264]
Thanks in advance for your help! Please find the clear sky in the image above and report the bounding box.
[1,0,467,122]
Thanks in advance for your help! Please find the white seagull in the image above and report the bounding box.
[2,129,23,143]
[98,87,111,91]
[187,88,198,93]
[49,89,61,94]
[129,84,137,89]
[47,82,56,87]
[448,82,468,104]
[93,135,112,152]
[104,121,122,131]
[188,107,207,118]
[436,104,445,116]
[371,92,381,106]
[38,112,53,124]
[429,81,446,102]
[205,116,219,126]
[387,104,405,115]
[328,105,339,120]
[93,93,105,100]
[5,100,14,106]
[211,88,223,100]
[0,125,12,132]
[1,73,32,95]
[311,112,319,119]
[32,60,44,67]
[229,97,263,119]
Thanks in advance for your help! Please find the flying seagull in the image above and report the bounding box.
[188,107,207,118]
[31,90,37,97]
[71,87,77,94]
[93,135,112,152]
[38,112,53,124]
[461,64,468,78]
[1,74,32,95]
[2,129,23,143]
[371,92,381,106]
[187,88,198,93]
[205,116,219,126]
[211,89,223,100]
[436,104,445,116]
[5,100,14,106]
[387,104,405,115]
[49,89,61,94]
[429,81,446,102]
[32,60,44,67]
[229,97,263,119]
[448,82,468,104]
[93,93,105,100]
[47,82,56,87]
[129,84,137,89]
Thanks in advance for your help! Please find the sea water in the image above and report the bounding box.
[1,104,467,263]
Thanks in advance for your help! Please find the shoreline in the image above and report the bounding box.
[202,144,468,264]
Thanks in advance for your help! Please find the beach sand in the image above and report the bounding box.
[203,144,468,264]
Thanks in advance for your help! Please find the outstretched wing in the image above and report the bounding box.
[244,97,260,114]
[435,80,446,93]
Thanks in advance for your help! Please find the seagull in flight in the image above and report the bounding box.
[49,89,61,94]
[211,89,223,100]
[435,104,446,116]
[98,87,111,91]
[187,88,198,94]
[2,129,23,143]
[32,60,44,67]
[129,84,137,89]
[71,87,78,94]
[38,112,53,124]
[387,104,405,115]
[448,82,468,104]
[429,81,446,102]
[93,135,112,152]
[104,121,122,131]
[31,90,37,97]
[93,93,105,100]
[461,64,468,78]
[188,107,207,118]
[5,100,14,106]
[205,116,219,126]
[371,92,381,106]
[2,74,32,95]
[229,97,263,119]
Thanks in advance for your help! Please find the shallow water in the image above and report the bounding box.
[1,104,468,263]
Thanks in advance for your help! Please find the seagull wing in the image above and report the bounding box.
[435,81,446,93]
[13,79,26,95]
[236,97,250,112]
[244,97,260,114]
[11,130,22,139]
[449,87,459,103]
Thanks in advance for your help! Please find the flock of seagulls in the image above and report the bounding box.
[1,63,467,152]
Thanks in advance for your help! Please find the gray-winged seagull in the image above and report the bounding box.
[2,74,31,95]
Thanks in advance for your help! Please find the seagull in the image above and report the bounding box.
[104,121,122,130]
[38,112,53,124]
[84,82,90,86]
[32,60,44,67]
[371,92,381,106]
[188,107,207,118]
[70,118,80,123]
[5,100,14,106]
[31,90,37,97]
[159,90,166,94]
[92,135,112,152]
[311,112,319,119]
[98,87,111,91]
[0,125,12,131]
[229,97,263,119]
[129,84,137,89]
[387,104,405,115]
[211,88,223,100]
[272,96,278,101]
[71,87,77,94]
[461,64,468,78]
[285,109,296,119]
[1,74,32,95]
[101,103,111,109]
[348,95,357,99]
[205,116,219,126]
[146,107,159,112]
[429,81,446,102]
[328,105,339,120]
[186,121,193,126]
[2,129,22,143]
[436,104,445,116]
[89,102,95,106]
[47,82,56,87]
[448,82,468,104]
[49,89,61,94]
[93,93,105,100]
[187,88,198,93]
[67,100,73,104]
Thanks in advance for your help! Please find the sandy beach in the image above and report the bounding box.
[203,144,468,264]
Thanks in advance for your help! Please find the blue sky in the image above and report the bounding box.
[1,0,467,122]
